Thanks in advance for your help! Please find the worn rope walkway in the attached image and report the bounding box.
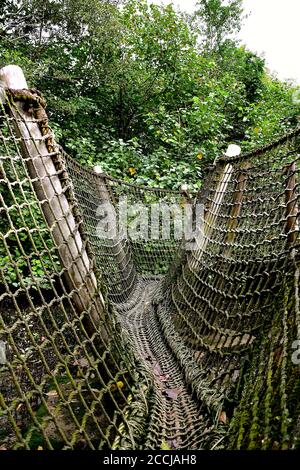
[117,280,210,450]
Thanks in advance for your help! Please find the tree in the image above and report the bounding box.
[193,0,244,52]
[0,0,298,190]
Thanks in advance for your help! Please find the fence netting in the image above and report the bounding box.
[0,88,149,450]
[1,86,300,450]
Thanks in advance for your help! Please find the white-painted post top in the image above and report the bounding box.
[225,144,241,158]
[0,65,28,105]
[0,65,28,89]
[181,183,188,192]
[94,165,104,175]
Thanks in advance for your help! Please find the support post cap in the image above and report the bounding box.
[94,165,104,174]
[0,65,28,89]
[225,144,241,158]
[181,183,189,192]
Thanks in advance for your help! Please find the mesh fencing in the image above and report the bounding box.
[156,135,300,449]
[0,88,149,450]
[1,84,300,450]
[65,155,190,304]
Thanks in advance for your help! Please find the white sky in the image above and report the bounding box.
[152,0,300,84]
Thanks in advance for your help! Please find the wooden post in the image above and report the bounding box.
[224,161,249,256]
[93,166,137,300]
[190,162,234,269]
[0,65,107,339]
[285,161,299,245]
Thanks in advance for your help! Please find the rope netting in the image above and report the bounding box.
[65,153,194,302]
[1,81,300,450]
[156,137,300,449]
[0,87,149,450]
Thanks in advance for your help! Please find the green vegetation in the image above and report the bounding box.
[1,0,298,288]
[0,0,299,189]
[0,0,299,287]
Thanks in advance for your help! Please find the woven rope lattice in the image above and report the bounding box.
[1,87,300,450]
[0,89,148,450]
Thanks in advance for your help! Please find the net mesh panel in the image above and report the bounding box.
[161,140,300,450]
[0,90,148,450]
[1,86,300,450]
[65,155,189,304]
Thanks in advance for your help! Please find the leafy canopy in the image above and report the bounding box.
[0,0,299,190]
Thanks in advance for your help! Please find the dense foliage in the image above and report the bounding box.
[1,0,300,288]
[0,0,299,189]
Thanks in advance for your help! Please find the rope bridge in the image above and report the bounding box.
[1,65,300,450]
